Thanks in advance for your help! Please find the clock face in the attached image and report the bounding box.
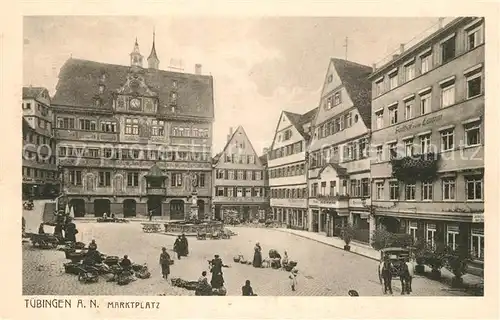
[130,98,141,110]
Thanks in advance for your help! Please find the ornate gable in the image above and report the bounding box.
[117,71,157,97]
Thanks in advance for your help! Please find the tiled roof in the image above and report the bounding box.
[331,58,373,128]
[52,58,214,119]
[145,163,166,177]
[22,86,45,99]
[283,107,318,141]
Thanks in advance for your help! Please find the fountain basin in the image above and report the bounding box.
[163,220,224,237]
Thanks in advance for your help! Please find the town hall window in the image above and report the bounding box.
[79,119,96,131]
[127,172,139,187]
[125,118,139,135]
[151,120,165,136]
[101,121,117,133]
[69,170,82,186]
[98,171,111,187]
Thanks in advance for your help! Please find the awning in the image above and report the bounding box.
[351,211,371,219]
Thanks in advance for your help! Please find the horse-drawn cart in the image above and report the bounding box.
[377,247,411,282]
[142,223,162,233]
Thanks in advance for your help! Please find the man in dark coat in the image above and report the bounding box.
[180,234,189,256]
[173,236,183,260]
[64,217,78,242]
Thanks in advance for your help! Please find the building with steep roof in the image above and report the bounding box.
[53,36,214,219]
[369,17,484,266]
[307,58,373,242]
[22,86,58,198]
[267,107,318,229]
[212,126,269,221]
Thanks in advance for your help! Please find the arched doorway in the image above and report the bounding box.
[379,216,401,233]
[147,196,163,216]
[94,199,111,217]
[170,200,184,220]
[123,199,137,217]
[69,199,86,217]
[197,199,205,219]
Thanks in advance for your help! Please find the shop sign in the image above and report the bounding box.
[395,114,443,134]
[472,213,484,223]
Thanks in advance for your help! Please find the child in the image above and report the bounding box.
[289,267,298,291]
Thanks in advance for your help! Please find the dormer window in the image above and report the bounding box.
[173,80,178,88]
[333,92,341,106]
[99,85,105,94]
[170,92,177,103]
[326,96,333,110]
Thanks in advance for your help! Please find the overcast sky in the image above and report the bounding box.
[24,16,441,155]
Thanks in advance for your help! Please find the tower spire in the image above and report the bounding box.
[130,37,143,67]
[147,28,160,70]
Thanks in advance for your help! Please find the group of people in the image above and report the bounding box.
[252,243,298,291]
[173,234,189,260]
[37,212,78,243]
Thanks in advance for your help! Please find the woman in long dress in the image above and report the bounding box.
[252,242,262,268]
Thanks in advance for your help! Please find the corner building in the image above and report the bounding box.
[22,87,59,198]
[53,38,214,219]
[212,126,269,221]
[369,18,484,264]
[307,58,373,242]
[268,108,317,230]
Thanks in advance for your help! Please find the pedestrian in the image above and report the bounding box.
[148,210,153,221]
[88,239,97,251]
[120,255,132,271]
[196,271,211,296]
[289,267,298,291]
[381,259,393,295]
[252,242,262,268]
[159,247,171,280]
[103,212,108,220]
[38,223,45,235]
[173,236,182,260]
[64,217,78,243]
[242,280,255,296]
[210,254,227,289]
[180,233,189,256]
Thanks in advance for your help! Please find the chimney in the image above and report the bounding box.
[262,147,269,155]
[400,44,405,54]
[195,64,202,75]
[438,17,444,29]
[371,63,376,71]
[392,54,400,60]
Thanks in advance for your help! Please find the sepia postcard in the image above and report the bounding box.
[1,1,499,319]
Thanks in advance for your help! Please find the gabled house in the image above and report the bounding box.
[212,126,268,221]
[307,58,374,242]
[268,107,317,229]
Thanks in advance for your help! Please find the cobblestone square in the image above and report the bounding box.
[23,208,468,296]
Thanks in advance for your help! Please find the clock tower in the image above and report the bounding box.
[130,38,143,68]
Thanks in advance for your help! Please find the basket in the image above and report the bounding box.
[104,256,120,265]
[233,256,241,263]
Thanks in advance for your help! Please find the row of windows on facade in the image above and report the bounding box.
[271,188,308,199]
[374,68,483,130]
[323,88,342,110]
[22,166,57,179]
[310,178,370,198]
[67,170,207,188]
[215,187,267,198]
[24,116,52,132]
[269,163,306,179]
[407,221,484,260]
[373,22,483,97]
[375,121,481,161]
[316,110,360,140]
[23,150,56,165]
[56,117,210,138]
[22,102,51,117]
[374,175,483,201]
[215,169,263,180]
[23,130,55,147]
[268,141,304,160]
[58,147,210,162]
[309,137,369,168]
[276,128,293,142]
[222,154,257,164]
